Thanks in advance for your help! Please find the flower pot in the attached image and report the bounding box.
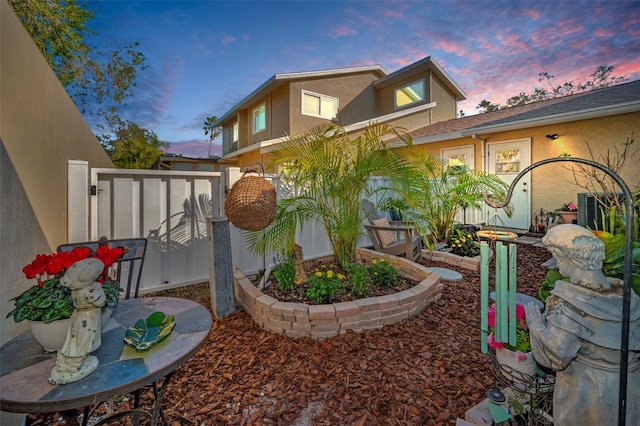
[28,307,113,352]
[558,211,578,224]
[495,348,537,383]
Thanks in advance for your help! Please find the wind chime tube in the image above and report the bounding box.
[495,241,502,341]
[480,241,490,353]
[499,243,509,343]
[508,244,517,347]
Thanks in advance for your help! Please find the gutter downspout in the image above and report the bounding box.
[471,134,487,172]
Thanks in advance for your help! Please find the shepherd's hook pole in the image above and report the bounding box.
[482,156,635,426]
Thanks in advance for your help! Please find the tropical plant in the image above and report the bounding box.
[6,246,125,323]
[396,152,510,250]
[245,123,415,268]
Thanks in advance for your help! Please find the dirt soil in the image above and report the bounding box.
[27,242,551,426]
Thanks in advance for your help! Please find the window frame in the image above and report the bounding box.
[231,121,239,143]
[252,103,266,134]
[394,78,425,109]
[301,90,339,120]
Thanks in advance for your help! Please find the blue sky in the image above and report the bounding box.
[85,0,640,158]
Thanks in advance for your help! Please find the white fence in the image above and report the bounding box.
[69,166,485,294]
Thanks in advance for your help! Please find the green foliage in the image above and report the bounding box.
[9,0,146,123]
[245,123,415,267]
[105,119,169,168]
[368,257,399,288]
[538,269,567,302]
[306,269,344,303]
[273,258,295,292]
[203,116,221,158]
[476,65,627,113]
[344,262,369,296]
[447,229,479,257]
[396,152,509,250]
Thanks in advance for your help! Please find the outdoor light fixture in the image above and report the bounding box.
[546,133,559,140]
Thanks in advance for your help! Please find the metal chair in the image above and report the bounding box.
[361,199,422,262]
[57,237,147,299]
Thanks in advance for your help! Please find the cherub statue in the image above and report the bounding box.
[525,224,640,425]
[49,258,106,385]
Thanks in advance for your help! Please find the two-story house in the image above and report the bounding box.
[216,56,466,168]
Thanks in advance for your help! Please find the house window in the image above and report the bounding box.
[231,122,238,143]
[302,90,338,120]
[253,103,266,133]
[395,79,425,108]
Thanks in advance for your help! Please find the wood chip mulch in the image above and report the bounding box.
[27,242,551,426]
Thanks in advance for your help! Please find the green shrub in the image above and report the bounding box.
[306,269,344,303]
[273,258,295,292]
[344,262,369,296]
[368,257,399,287]
[447,229,479,257]
[538,269,567,302]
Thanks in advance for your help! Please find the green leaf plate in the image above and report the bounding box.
[124,311,176,351]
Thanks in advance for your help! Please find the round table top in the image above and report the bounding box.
[0,297,212,413]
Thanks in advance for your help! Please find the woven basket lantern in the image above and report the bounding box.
[224,170,276,231]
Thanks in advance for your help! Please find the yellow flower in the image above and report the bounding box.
[372,259,377,265]
[380,258,386,263]
[327,270,334,278]
[337,273,346,280]
[315,271,323,277]
[467,234,473,239]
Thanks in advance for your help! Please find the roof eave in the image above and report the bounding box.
[461,101,640,136]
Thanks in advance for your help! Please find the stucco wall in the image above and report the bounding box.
[407,112,640,219]
[1,2,114,344]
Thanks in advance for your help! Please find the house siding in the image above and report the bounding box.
[431,75,457,123]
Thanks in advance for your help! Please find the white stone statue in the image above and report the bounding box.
[525,224,640,425]
[49,258,106,385]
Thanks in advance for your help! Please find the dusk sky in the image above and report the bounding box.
[85,0,640,158]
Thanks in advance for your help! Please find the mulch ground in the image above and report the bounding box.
[27,242,551,426]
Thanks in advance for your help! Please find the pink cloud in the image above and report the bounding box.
[220,34,235,46]
[594,28,615,38]
[331,25,357,38]
[168,139,221,158]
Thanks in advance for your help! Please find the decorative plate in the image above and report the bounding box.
[124,311,176,351]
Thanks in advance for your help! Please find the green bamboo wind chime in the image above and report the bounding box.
[480,241,518,353]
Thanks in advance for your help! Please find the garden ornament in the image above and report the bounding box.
[49,258,106,384]
[525,224,640,425]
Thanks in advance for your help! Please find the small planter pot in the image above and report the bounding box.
[557,211,578,224]
[495,348,537,383]
[28,306,114,352]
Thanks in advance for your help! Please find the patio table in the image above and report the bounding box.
[0,296,212,425]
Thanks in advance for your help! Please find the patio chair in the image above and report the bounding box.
[361,199,422,262]
[57,237,148,299]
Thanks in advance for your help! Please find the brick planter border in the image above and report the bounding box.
[233,248,443,339]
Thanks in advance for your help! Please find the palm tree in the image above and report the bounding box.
[396,152,511,250]
[203,116,221,158]
[245,123,415,267]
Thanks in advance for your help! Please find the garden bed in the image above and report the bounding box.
[233,248,443,338]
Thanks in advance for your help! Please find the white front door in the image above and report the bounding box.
[486,139,531,230]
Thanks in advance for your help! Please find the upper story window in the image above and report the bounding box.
[302,90,338,120]
[395,79,425,109]
[253,103,266,133]
[231,122,238,142]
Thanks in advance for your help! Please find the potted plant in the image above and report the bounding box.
[487,302,537,383]
[6,245,125,351]
[552,201,578,224]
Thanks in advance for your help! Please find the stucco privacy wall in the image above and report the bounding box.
[1,2,114,345]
